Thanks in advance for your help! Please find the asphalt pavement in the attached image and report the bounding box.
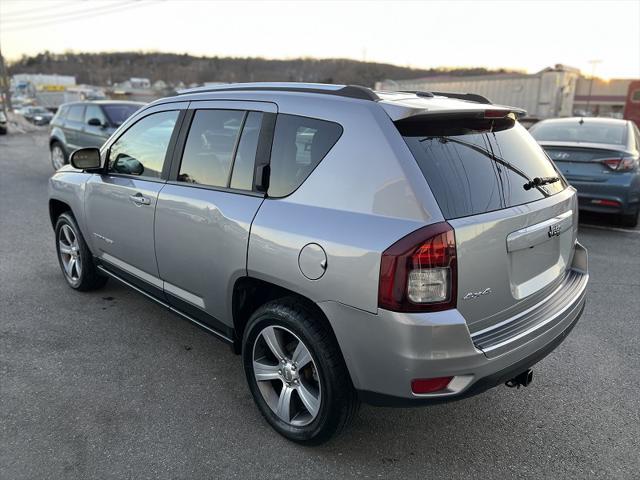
[1,131,639,479]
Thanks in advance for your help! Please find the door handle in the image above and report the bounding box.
[129,194,151,206]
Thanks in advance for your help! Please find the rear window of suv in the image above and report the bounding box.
[399,118,566,219]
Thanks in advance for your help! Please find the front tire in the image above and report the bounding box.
[50,141,67,170]
[55,212,107,291]
[242,298,359,445]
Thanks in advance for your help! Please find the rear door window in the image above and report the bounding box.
[178,109,245,188]
[230,111,263,190]
[268,114,342,197]
[400,120,566,219]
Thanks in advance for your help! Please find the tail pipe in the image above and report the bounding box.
[505,369,533,389]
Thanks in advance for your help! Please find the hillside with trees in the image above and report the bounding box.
[8,51,518,87]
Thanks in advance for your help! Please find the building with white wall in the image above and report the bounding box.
[376,65,636,119]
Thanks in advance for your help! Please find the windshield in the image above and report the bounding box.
[102,104,142,126]
[530,120,626,145]
[31,107,49,114]
[400,120,566,219]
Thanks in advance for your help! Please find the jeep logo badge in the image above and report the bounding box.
[548,224,562,237]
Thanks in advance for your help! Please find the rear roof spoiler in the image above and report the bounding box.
[400,90,492,104]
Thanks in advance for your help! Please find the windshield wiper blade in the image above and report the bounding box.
[523,176,560,191]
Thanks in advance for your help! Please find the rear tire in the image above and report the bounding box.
[55,212,107,291]
[50,141,67,170]
[242,297,359,445]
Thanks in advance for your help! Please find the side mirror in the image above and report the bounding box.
[87,118,105,127]
[113,154,144,175]
[70,147,101,170]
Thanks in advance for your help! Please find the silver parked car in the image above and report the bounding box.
[48,83,589,444]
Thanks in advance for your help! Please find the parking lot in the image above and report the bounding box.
[1,131,638,479]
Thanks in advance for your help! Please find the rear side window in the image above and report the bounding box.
[401,120,566,220]
[230,111,263,190]
[268,114,342,197]
[178,109,245,187]
[66,105,85,122]
[55,105,69,121]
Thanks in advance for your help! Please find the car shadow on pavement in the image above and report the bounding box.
[578,210,638,230]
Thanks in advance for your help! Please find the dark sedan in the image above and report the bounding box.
[21,106,54,126]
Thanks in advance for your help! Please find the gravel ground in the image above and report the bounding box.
[1,131,639,479]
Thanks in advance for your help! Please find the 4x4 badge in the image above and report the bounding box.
[463,288,491,300]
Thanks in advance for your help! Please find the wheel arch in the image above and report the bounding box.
[231,277,338,356]
[49,130,66,150]
[48,198,73,229]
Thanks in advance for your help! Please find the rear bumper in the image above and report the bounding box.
[570,175,640,215]
[319,243,588,407]
[359,302,583,407]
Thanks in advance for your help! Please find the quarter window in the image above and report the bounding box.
[268,114,342,197]
[55,105,69,121]
[108,110,179,179]
[178,109,245,187]
[67,105,85,122]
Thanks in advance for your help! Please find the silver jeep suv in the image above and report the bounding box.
[49,83,589,444]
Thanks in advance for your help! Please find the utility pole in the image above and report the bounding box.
[586,59,602,115]
[0,43,12,117]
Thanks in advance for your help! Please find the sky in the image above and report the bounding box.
[1,0,639,79]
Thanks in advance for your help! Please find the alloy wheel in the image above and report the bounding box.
[252,325,321,426]
[58,224,82,284]
[51,145,65,170]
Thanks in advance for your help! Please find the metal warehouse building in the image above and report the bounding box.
[376,65,634,120]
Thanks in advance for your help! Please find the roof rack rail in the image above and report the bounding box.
[399,90,435,98]
[430,91,492,104]
[177,83,380,101]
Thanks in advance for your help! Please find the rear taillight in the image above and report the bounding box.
[601,157,638,172]
[379,222,457,312]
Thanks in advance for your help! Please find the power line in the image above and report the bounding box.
[1,1,130,25]
[0,1,157,32]
[1,1,141,27]
[0,1,80,20]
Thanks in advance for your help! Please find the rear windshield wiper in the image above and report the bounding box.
[523,176,560,191]
[434,136,551,196]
